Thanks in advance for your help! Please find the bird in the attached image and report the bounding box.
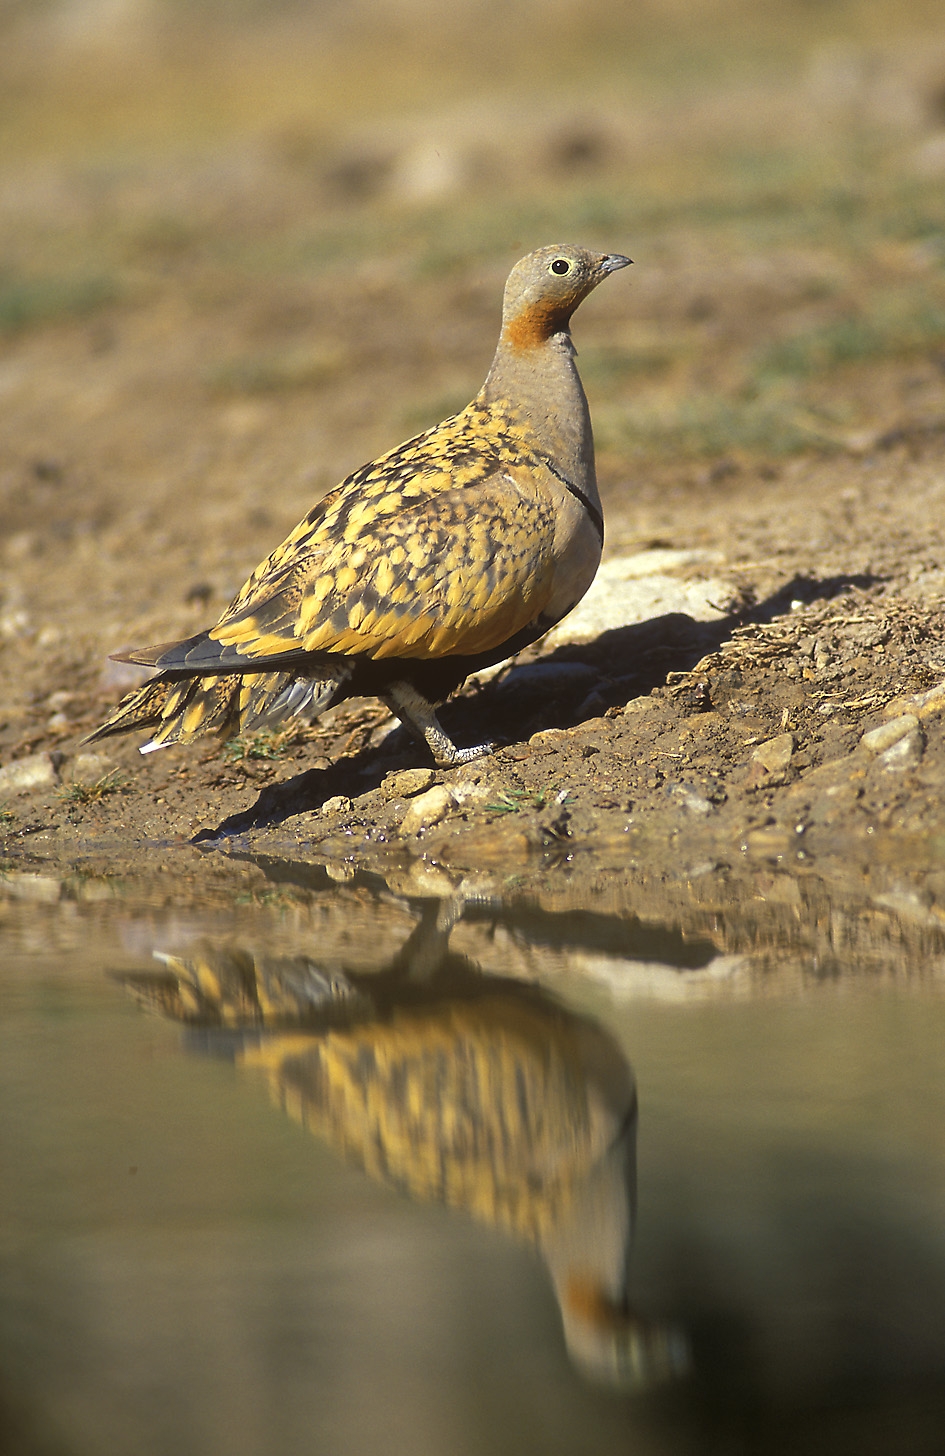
[85,245,631,767]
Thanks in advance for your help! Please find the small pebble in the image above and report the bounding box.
[529,728,569,750]
[570,717,611,739]
[917,681,945,719]
[860,715,918,755]
[321,795,352,816]
[667,782,714,815]
[382,767,435,800]
[750,733,794,774]
[879,729,924,773]
[399,785,455,835]
[405,861,457,897]
[883,681,945,722]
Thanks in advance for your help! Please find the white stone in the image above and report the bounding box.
[860,714,919,754]
[882,683,945,722]
[0,753,57,794]
[542,549,730,647]
[872,891,943,928]
[879,730,923,773]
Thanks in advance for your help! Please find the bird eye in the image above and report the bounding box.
[550,258,571,275]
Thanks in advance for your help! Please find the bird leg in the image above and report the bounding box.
[381,681,495,768]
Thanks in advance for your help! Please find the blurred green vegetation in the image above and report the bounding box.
[755,298,945,381]
[206,348,344,396]
[1,0,945,462]
[0,272,119,333]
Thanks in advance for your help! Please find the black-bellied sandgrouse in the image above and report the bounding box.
[86,245,631,766]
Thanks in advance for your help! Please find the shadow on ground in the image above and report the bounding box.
[194,571,879,839]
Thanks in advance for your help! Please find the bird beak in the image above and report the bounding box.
[600,254,632,273]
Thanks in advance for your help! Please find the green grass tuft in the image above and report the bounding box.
[485,785,571,816]
[58,771,128,806]
[223,730,291,761]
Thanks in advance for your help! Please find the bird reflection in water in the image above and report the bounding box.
[118,898,688,1390]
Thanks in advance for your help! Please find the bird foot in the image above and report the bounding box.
[382,681,495,771]
[431,739,496,768]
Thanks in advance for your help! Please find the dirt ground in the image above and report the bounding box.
[2,0,945,898]
[3,407,945,875]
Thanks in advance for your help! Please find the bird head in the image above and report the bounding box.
[501,245,631,350]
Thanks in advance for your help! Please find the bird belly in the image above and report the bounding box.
[542,501,603,629]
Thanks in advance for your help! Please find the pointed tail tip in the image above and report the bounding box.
[110,646,162,667]
[110,636,195,668]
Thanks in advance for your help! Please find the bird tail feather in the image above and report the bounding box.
[84,667,352,750]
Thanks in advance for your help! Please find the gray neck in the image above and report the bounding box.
[480,329,597,493]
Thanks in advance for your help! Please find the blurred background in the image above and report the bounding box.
[3,0,945,492]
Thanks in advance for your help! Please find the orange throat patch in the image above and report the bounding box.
[502,301,569,350]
